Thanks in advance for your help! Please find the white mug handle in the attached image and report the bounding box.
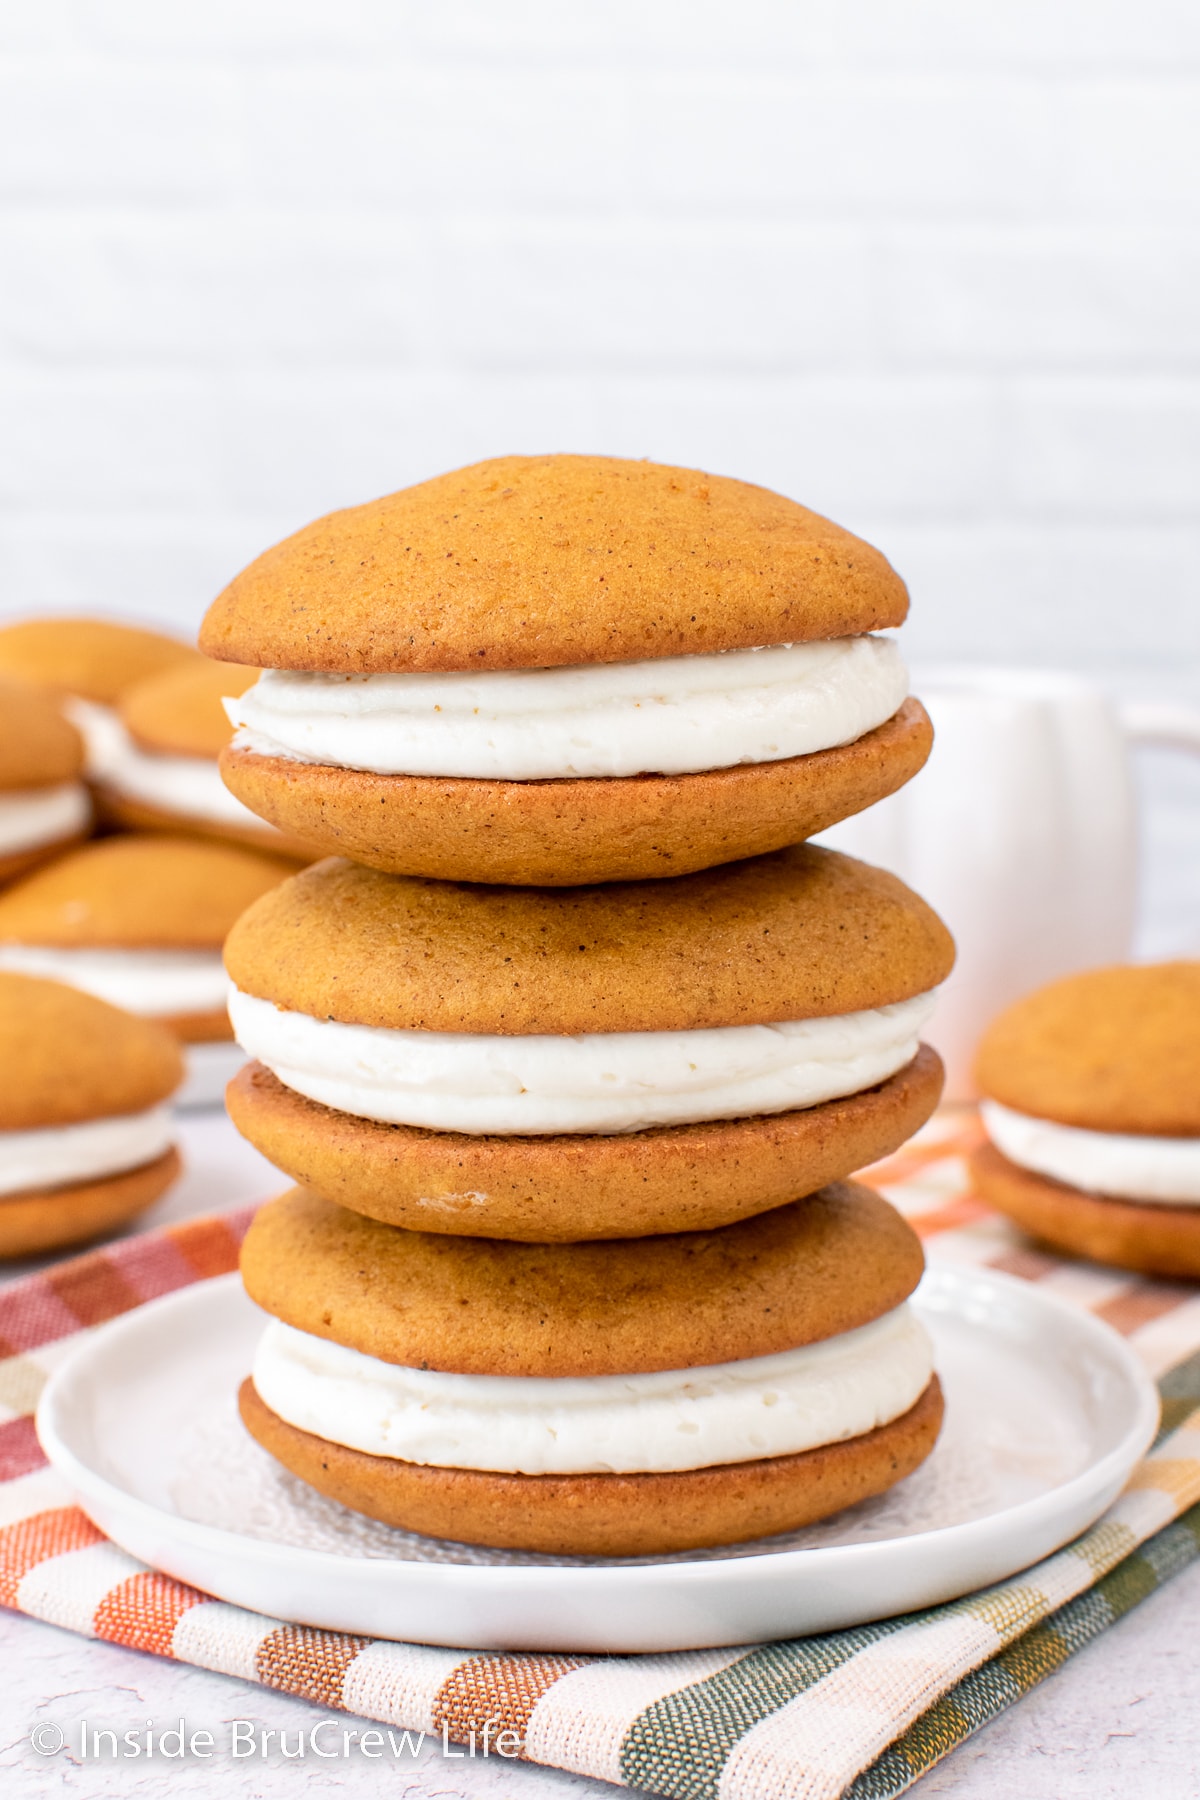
[1118,700,1200,754]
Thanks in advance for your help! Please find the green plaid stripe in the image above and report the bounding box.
[846,1504,1200,1799]
[619,1626,906,1800]
[1158,1346,1200,1437]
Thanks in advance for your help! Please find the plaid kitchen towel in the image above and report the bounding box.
[2,1112,1199,1800]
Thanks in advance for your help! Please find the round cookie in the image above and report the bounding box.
[0,678,90,884]
[969,1142,1200,1280]
[0,617,201,705]
[0,972,183,1257]
[239,1374,944,1557]
[96,660,318,860]
[201,455,910,672]
[225,844,955,1035]
[240,1181,926,1376]
[0,679,83,791]
[0,970,183,1128]
[226,1044,944,1241]
[218,697,932,886]
[976,962,1200,1137]
[0,835,296,1043]
[123,659,261,760]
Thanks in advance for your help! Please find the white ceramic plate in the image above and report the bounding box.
[36,1264,1158,1653]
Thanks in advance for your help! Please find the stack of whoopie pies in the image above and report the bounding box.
[203,454,956,1556]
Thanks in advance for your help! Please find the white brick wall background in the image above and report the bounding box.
[1,0,1197,946]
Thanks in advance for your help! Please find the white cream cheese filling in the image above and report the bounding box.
[0,945,230,1018]
[0,1103,174,1198]
[226,635,909,780]
[62,697,128,785]
[229,988,935,1136]
[105,738,266,829]
[252,1302,933,1476]
[65,697,270,830]
[0,782,91,855]
[982,1099,1200,1206]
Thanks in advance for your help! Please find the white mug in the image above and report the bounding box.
[820,667,1200,1100]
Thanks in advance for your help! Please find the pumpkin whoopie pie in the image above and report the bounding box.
[224,844,952,1240]
[971,962,1200,1278]
[0,617,202,785]
[201,454,933,885]
[0,834,293,1052]
[0,677,91,883]
[0,972,183,1256]
[238,1181,943,1556]
[94,659,317,860]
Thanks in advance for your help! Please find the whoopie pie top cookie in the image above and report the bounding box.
[226,844,954,1036]
[0,618,201,705]
[0,834,294,950]
[976,962,1200,1138]
[0,970,183,1131]
[201,455,908,673]
[0,835,293,1037]
[242,1179,924,1377]
[0,679,84,791]
[121,659,261,760]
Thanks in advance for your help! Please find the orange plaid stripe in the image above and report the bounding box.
[94,1569,206,1656]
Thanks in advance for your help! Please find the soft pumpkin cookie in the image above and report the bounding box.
[0,677,91,883]
[972,962,1200,1277]
[239,1181,943,1554]
[224,846,953,1238]
[241,1181,927,1374]
[94,659,318,860]
[201,454,932,883]
[0,971,183,1256]
[0,834,295,1045]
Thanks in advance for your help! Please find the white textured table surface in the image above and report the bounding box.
[1,1109,1198,1797]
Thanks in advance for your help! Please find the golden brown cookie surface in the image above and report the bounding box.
[226,1046,944,1240]
[225,843,954,1035]
[219,697,932,887]
[0,972,182,1129]
[0,678,84,790]
[201,455,909,673]
[240,1180,925,1376]
[0,840,88,888]
[120,659,260,759]
[0,834,296,949]
[970,1142,1200,1279]
[976,962,1200,1137]
[0,1148,181,1260]
[0,618,200,704]
[239,1374,943,1556]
